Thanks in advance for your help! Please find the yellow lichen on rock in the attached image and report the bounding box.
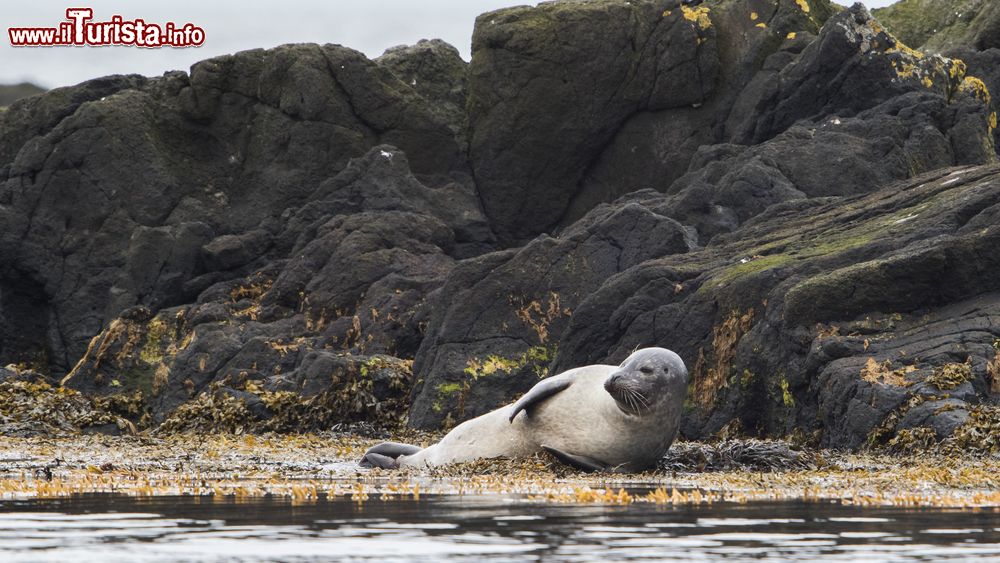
[786,32,797,40]
[750,11,758,21]
[887,42,925,60]
[893,60,919,80]
[949,59,967,79]
[681,4,712,30]
[795,0,810,14]
[890,57,947,91]
[958,76,992,105]
[464,355,522,379]
[464,346,554,380]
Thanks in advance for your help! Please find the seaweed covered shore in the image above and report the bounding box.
[2,368,995,508]
[0,433,997,510]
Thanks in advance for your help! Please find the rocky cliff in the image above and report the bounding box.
[2,0,999,451]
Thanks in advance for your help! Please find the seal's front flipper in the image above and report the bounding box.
[542,445,608,472]
[509,378,572,422]
[358,441,422,469]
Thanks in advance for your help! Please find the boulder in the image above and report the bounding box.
[377,39,469,135]
[727,5,972,144]
[948,48,1000,157]
[62,145,466,423]
[468,0,837,243]
[0,43,469,375]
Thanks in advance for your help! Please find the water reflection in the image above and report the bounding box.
[0,494,998,561]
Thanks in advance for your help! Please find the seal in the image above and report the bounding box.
[359,347,688,472]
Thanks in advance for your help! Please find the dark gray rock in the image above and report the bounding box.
[201,230,273,272]
[62,145,463,423]
[947,48,1000,156]
[897,399,970,439]
[0,44,468,375]
[467,0,834,243]
[661,89,995,240]
[377,39,469,135]
[542,166,1000,448]
[727,5,970,144]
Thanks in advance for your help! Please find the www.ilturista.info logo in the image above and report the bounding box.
[8,8,205,47]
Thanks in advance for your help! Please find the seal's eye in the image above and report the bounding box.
[639,366,653,375]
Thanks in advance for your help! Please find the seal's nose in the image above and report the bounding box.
[604,371,623,392]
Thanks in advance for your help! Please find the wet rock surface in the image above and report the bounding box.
[1,0,999,455]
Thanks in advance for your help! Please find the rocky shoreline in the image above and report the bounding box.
[1,0,999,457]
[0,433,997,509]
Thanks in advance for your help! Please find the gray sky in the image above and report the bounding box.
[3,0,899,89]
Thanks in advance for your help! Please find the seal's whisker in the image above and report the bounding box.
[633,389,650,408]
[624,386,645,411]
[637,393,648,409]
[621,387,634,410]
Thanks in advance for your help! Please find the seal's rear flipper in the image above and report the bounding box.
[542,445,608,472]
[358,442,422,469]
[509,378,572,422]
[359,452,398,469]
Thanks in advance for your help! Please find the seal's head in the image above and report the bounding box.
[603,347,688,415]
